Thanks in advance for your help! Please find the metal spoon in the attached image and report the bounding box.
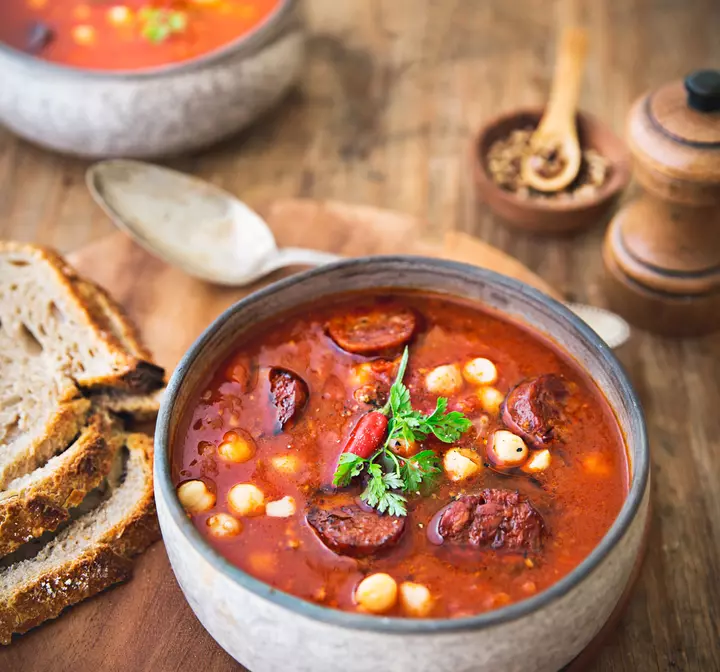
[86,159,339,286]
[521,26,588,193]
[86,160,630,349]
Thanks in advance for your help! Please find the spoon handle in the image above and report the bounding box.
[261,247,342,274]
[542,26,588,134]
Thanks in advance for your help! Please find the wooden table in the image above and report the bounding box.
[1,1,719,670]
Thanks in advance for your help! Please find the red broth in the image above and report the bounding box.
[172,292,629,618]
[0,1,280,70]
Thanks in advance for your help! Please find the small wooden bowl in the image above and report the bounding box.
[472,108,631,234]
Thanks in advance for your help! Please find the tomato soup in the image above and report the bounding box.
[0,0,281,70]
[172,292,629,619]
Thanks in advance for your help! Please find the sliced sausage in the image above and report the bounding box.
[26,22,55,54]
[269,367,309,429]
[306,504,406,557]
[431,489,546,553]
[327,307,416,355]
[502,374,568,448]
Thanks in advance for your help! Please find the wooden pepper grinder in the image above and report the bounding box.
[603,69,720,336]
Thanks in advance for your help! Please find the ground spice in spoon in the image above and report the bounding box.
[487,128,609,200]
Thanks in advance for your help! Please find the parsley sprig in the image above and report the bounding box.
[332,347,472,516]
[139,7,188,44]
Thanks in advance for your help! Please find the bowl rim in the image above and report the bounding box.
[472,107,632,213]
[155,255,649,634]
[0,0,297,80]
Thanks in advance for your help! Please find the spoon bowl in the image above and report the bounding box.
[86,160,340,286]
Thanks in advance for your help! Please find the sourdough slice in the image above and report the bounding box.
[0,413,122,558]
[92,387,164,422]
[75,278,166,422]
[0,359,91,490]
[0,243,163,392]
[0,433,159,644]
[72,278,154,362]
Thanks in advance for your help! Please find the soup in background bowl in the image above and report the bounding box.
[0,0,304,157]
[155,257,650,672]
[0,0,282,71]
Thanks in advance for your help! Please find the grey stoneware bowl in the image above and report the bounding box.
[0,0,304,158]
[155,256,650,672]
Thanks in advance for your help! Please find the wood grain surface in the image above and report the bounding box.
[0,1,719,671]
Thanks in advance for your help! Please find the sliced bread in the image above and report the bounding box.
[0,376,91,491]
[0,243,163,392]
[92,387,165,422]
[0,413,122,558]
[0,432,158,644]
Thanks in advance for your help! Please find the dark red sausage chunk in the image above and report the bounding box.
[306,504,406,557]
[435,489,546,553]
[502,374,568,448]
[269,367,309,429]
[327,307,416,355]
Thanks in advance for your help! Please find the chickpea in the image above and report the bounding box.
[443,448,482,482]
[425,364,464,396]
[349,362,375,388]
[463,358,498,386]
[399,582,434,617]
[72,25,96,46]
[389,436,418,458]
[207,513,242,538]
[488,430,528,468]
[227,483,265,517]
[107,6,132,25]
[477,386,505,414]
[522,449,552,473]
[177,480,216,514]
[217,430,256,464]
[265,496,297,518]
[271,454,300,474]
[355,573,398,614]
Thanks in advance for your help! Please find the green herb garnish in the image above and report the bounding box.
[139,7,188,44]
[332,347,472,516]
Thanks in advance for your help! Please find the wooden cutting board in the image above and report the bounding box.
[0,199,568,671]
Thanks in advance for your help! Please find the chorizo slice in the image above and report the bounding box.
[431,489,546,553]
[327,307,416,355]
[269,367,309,429]
[502,374,568,448]
[306,504,406,558]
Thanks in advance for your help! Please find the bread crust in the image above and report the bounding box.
[0,433,160,644]
[0,414,122,558]
[92,387,164,422]
[0,397,92,491]
[0,242,164,392]
[0,243,164,643]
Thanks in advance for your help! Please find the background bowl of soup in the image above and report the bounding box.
[0,0,304,158]
[155,256,650,672]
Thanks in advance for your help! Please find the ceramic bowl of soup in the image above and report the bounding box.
[155,256,650,672]
[0,0,304,158]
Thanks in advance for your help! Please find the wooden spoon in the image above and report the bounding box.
[522,26,588,193]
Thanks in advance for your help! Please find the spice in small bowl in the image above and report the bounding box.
[487,127,610,201]
[472,109,631,234]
